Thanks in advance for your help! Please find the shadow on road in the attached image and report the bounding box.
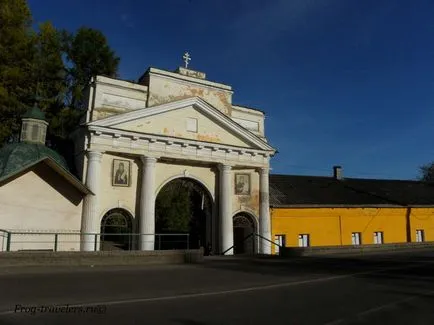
[172,319,208,325]
[202,251,434,297]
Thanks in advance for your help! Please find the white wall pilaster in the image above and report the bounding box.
[219,164,233,255]
[139,156,157,250]
[259,167,271,254]
[81,150,103,251]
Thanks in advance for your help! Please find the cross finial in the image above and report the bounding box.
[183,52,191,68]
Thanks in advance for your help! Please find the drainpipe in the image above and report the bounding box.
[405,207,412,242]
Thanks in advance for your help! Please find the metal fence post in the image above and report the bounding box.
[54,234,58,252]
[158,234,161,250]
[187,234,189,250]
[6,232,11,252]
[94,234,98,251]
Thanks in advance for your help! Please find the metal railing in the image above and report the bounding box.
[0,230,190,252]
[221,232,282,255]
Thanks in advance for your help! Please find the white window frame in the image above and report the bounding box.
[298,234,310,247]
[373,231,384,244]
[416,229,425,243]
[274,234,286,254]
[186,117,198,133]
[351,232,362,245]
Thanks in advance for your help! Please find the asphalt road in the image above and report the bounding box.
[1,250,434,325]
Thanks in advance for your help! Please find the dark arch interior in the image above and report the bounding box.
[100,208,133,250]
[233,213,256,255]
[155,177,212,250]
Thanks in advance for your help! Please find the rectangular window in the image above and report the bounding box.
[351,232,362,245]
[21,122,28,141]
[373,231,384,244]
[298,234,310,247]
[186,117,198,132]
[40,127,46,143]
[31,124,39,141]
[274,234,286,254]
[416,229,425,243]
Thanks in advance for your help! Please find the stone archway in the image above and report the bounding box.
[100,208,133,250]
[155,177,213,251]
[233,213,256,255]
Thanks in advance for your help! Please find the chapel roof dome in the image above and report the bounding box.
[22,103,47,121]
[0,142,68,178]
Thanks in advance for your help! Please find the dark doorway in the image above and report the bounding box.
[155,178,212,250]
[233,213,256,255]
[100,209,133,250]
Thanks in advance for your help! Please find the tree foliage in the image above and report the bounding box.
[63,27,120,110]
[0,0,120,148]
[33,21,67,136]
[419,162,434,182]
[0,0,35,144]
[156,180,192,233]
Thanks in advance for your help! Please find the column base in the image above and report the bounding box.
[140,234,155,251]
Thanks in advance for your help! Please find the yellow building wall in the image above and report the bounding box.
[409,208,434,242]
[270,207,434,253]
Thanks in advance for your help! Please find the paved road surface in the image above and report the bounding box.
[1,250,434,324]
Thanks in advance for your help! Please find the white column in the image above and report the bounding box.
[259,167,271,254]
[139,156,157,250]
[81,150,103,251]
[219,164,233,255]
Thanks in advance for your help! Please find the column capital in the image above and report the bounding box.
[256,166,270,174]
[218,164,232,172]
[140,156,157,165]
[86,150,103,162]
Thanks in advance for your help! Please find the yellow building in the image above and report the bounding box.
[270,166,434,252]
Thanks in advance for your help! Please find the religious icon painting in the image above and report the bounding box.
[235,173,250,195]
[112,159,130,187]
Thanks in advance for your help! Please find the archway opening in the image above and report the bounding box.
[100,209,133,250]
[155,177,212,250]
[233,213,256,255]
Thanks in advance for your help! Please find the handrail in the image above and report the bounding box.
[221,233,281,255]
[221,232,254,255]
[1,231,189,236]
[1,231,191,252]
[255,233,281,248]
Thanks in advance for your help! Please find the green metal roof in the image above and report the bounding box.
[22,104,46,121]
[0,142,68,179]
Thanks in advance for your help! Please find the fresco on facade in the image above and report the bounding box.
[112,159,130,187]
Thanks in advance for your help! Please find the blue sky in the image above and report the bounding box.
[28,0,434,180]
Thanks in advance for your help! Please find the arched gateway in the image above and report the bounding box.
[100,209,134,250]
[233,213,257,255]
[155,177,213,250]
[78,63,276,255]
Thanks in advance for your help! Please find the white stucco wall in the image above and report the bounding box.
[0,165,84,251]
[115,105,252,147]
[94,154,219,222]
[89,76,148,121]
[231,105,265,138]
[146,68,233,115]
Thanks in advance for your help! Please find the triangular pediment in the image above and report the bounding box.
[88,97,275,152]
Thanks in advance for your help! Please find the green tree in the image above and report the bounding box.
[32,21,68,136]
[63,27,120,110]
[0,0,35,145]
[419,162,434,182]
[156,180,192,233]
